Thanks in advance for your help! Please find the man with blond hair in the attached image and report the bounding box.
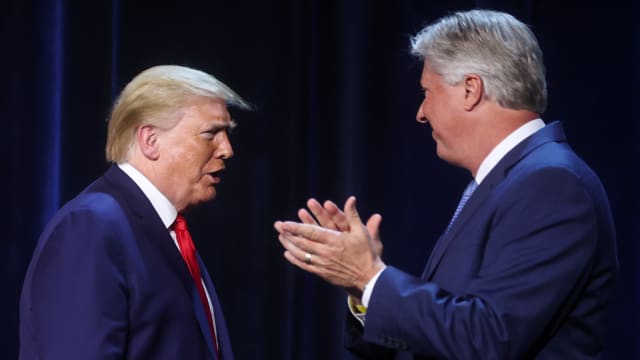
[20,65,250,360]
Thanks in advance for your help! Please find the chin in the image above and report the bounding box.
[205,188,217,201]
[189,188,217,207]
[436,148,455,165]
[202,191,217,203]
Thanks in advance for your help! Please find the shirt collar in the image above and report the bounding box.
[475,118,545,184]
[117,162,177,229]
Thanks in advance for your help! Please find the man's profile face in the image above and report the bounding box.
[157,97,235,211]
[416,61,469,167]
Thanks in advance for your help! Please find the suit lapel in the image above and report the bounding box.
[422,122,568,279]
[199,256,233,360]
[188,276,218,360]
[102,166,194,292]
[102,165,223,359]
[422,181,492,278]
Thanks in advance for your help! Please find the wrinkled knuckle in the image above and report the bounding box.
[309,227,319,240]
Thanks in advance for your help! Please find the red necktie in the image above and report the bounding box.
[172,214,219,354]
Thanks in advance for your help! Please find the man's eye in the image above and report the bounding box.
[202,131,216,139]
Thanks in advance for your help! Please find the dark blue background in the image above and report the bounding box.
[2,0,637,358]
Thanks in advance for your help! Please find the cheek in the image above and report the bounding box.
[179,143,210,168]
[202,147,217,167]
[174,153,199,175]
[165,141,196,163]
[191,150,218,180]
[425,97,441,116]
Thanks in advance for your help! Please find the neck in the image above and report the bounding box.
[128,154,178,208]
[466,106,538,177]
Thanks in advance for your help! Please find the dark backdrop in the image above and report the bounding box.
[2,0,638,359]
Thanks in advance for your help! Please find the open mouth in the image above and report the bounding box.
[207,168,225,183]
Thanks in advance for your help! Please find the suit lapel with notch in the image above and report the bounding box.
[102,165,221,359]
[422,122,568,280]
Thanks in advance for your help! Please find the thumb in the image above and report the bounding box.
[344,196,363,229]
[366,214,382,240]
[366,214,383,257]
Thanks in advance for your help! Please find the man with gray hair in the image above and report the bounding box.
[275,10,617,359]
[20,65,250,359]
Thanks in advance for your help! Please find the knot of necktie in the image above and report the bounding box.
[172,213,188,232]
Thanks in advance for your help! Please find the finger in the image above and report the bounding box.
[298,208,318,225]
[279,235,325,268]
[274,220,284,233]
[324,200,349,231]
[279,221,338,243]
[307,199,338,230]
[279,233,313,265]
[278,231,305,253]
[278,230,326,259]
[283,250,319,274]
[344,196,363,229]
[365,213,382,240]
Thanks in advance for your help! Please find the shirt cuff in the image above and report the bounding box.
[346,266,387,327]
[362,266,386,307]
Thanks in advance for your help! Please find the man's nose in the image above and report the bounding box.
[416,103,428,123]
[216,132,234,159]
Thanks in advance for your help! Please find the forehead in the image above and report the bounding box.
[185,98,231,124]
[420,61,449,90]
[420,61,437,84]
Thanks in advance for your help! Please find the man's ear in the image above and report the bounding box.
[463,74,483,111]
[136,125,160,160]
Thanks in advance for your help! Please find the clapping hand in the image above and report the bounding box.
[274,196,385,298]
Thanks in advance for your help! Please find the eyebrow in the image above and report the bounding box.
[205,119,237,132]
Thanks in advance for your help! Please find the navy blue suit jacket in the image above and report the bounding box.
[346,122,618,359]
[20,165,233,360]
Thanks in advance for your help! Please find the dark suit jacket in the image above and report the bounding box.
[20,165,233,360]
[345,122,618,359]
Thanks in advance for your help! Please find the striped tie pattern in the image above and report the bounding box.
[445,180,478,234]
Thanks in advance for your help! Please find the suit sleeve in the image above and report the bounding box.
[24,206,130,359]
[344,311,396,360]
[358,168,601,359]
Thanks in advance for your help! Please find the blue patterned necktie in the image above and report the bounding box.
[445,180,478,234]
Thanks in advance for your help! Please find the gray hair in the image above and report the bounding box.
[106,65,251,162]
[410,10,547,113]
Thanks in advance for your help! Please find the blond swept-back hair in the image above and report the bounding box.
[105,65,250,162]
